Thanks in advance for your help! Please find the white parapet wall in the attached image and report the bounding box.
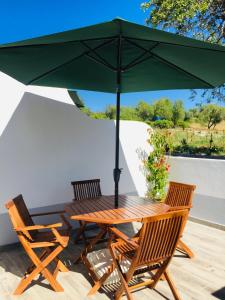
[169,156,225,226]
[0,72,151,246]
[1,71,224,246]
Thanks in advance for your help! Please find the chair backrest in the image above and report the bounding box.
[165,181,196,208]
[71,179,102,201]
[135,210,187,266]
[5,195,36,241]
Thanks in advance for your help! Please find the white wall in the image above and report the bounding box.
[169,156,225,226]
[0,71,74,136]
[0,73,151,246]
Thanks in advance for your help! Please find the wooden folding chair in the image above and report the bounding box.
[85,210,188,300]
[5,195,72,295]
[71,179,102,243]
[165,181,196,258]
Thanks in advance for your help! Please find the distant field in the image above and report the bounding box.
[189,121,225,131]
[163,123,225,157]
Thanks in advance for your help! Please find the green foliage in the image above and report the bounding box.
[172,100,185,125]
[177,120,189,130]
[136,100,154,121]
[105,105,116,119]
[141,0,223,43]
[185,108,200,121]
[199,104,224,129]
[120,106,139,120]
[91,112,108,119]
[80,107,92,116]
[145,130,171,201]
[152,119,174,129]
[153,98,173,120]
[141,0,225,102]
[104,105,139,120]
[168,128,225,156]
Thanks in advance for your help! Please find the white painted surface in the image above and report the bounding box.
[0,71,73,136]
[0,72,150,246]
[1,71,225,246]
[169,156,225,225]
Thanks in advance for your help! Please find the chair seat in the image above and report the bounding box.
[87,248,131,285]
[87,248,149,286]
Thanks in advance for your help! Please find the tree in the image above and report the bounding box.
[172,100,185,125]
[105,105,116,119]
[120,106,139,120]
[136,101,154,121]
[105,105,140,120]
[153,98,173,120]
[186,107,200,120]
[142,1,225,43]
[199,104,224,129]
[141,0,225,102]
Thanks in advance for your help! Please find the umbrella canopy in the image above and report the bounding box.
[1,18,225,206]
[1,18,225,91]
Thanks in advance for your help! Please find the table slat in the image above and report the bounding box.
[65,195,169,224]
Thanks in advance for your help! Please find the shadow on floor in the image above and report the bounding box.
[0,223,137,297]
[212,287,225,300]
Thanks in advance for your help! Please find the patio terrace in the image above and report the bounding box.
[0,220,224,300]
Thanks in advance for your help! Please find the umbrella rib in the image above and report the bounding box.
[123,54,154,71]
[122,42,159,71]
[126,36,225,54]
[85,53,116,71]
[27,38,116,85]
[81,40,116,71]
[125,38,214,88]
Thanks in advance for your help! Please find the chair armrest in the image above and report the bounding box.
[169,205,192,211]
[30,210,72,232]
[15,223,63,231]
[109,227,139,249]
[30,210,65,217]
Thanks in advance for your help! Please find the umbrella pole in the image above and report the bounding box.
[114,89,121,208]
[114,35,122,208]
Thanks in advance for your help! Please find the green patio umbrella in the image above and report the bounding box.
[1,18,225,207]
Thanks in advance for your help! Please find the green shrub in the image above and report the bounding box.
[152,120,174,129]
[177,121,189,130]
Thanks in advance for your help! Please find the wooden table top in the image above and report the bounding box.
[65,195,170,225]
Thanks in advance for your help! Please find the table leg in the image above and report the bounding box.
[74,225,107,264]
[74,221,87,244]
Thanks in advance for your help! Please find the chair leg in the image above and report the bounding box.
[111,250,134,300]
[149,260,170,289]
[54,256,69,272]
[14,245,65,295]
[115,277,134,300]
[164,270,182,300]
[53,257,69,279]
[177,239,194,259]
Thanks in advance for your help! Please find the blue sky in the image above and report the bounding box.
[0,0,212,111]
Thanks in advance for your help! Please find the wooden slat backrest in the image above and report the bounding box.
[165,181,196,207]
[71,179,102,201]
[5,195,36,241]
[135,210,187,266]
